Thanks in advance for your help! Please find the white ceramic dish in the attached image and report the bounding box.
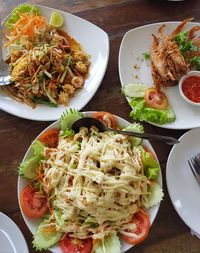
[179,70,200,106]
[166,127,200,235]
[0,212,29,253]
[17,111,162,253]
[119,21,200,130]
[0,4,109,121]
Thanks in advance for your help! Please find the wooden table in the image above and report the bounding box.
[1,0,200,252]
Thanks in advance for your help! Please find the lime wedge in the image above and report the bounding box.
[49,11,64,27]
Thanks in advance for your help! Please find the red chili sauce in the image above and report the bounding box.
[182,76,200,103]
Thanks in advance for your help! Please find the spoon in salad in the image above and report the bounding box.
[0,18,12,86]
[72,117,179,145]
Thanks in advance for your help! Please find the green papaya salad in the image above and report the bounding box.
[18,109,163,253]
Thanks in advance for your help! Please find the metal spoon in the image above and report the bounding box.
[0,19,12,86]
[72,117,179,145]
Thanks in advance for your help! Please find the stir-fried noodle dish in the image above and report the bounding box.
[4,6,90,108]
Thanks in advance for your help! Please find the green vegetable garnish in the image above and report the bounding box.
[143,52,151,60]
[139,146,160,180]
[175,31,198,54]
[145,167,160,180]
[32,218,63,251]
[18,140,45,179]
[5,4,40,29]
[60,108,83,131]
[144,182,164,209]
[122,83,148,98]
[190,56,200,70]
[130,98,175,125]
[95,233,121,253]
[60,129,75,138]
[32,98,58,107]
[122,123,144,146]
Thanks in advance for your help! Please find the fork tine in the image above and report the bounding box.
[188,159,200,185]
[194,155,200,171]
[192,157,200,175]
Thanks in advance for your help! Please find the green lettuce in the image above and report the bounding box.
[139,146,160,180]
[95,234,121,253]
[130,98,175,125]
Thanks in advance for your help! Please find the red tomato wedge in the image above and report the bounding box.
[144,88,168,110]
[60,234,92,253]
[20,185,48,218]
[93,111,117,128]
[120,210,150,245]
[38,128,60,148]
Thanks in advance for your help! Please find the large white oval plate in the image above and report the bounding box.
[166,127,200,234]
[119,21,200,130]
[17,111,162,253]
[0,5,109,121]
[0,212,29,253]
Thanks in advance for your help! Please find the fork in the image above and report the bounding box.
[0,17,12,86]
[188,154,200,185]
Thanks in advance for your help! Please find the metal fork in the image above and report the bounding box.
[0,17,12,86]
[188,154,200,185]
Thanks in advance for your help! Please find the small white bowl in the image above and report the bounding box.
[179,70,200,106]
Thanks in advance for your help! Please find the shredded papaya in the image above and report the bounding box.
[4,13,47,47]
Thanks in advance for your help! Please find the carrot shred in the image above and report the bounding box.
[4,13,47,47]
[35,166,45,182]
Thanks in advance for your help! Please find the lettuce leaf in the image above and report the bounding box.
[139,146,160,180]
[95,234,121,253]
[130,98,175,125]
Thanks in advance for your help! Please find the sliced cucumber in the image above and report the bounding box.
[32,219,63,251]
[19,156,40,179]
[60,108,83,130]
[122,123,144,146]
[18,140,45,179]
[122,83,148,98]
[32,140,45,158]
[145,182,164,209]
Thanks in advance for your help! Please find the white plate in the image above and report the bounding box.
[0,5,109,121]
[0,212,29,253]
[17,111,162,253]
[166,127,200,235]
[119,21,200,130]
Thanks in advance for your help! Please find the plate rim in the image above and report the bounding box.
[166,127,200,234]
[17,111,162,253]
[0,212,29,253]
[0,4,110,121]
[118,20,200,130]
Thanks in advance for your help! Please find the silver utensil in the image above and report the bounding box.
[188,154,200,185]
[72,117,180,145]
[0,19,12,86]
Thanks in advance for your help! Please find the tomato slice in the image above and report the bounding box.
[93,112,117,128]
[144,88,168,109]
[20,185,48,218]
[120,210,150,244]
[60,234,92,253]
[38,128,60,148]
